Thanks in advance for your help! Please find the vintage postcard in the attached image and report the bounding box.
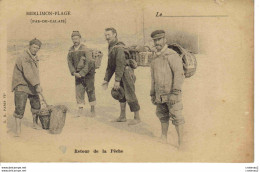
[0,0,254,162]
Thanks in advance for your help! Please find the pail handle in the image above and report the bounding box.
[39,93,48,106]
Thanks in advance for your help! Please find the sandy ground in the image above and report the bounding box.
[0,41,253,162]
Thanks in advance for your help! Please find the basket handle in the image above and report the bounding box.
[39,92,49,106]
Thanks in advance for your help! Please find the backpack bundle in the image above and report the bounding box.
[168,43,197,78]
[110,43,138,69]
[91,49,103,69]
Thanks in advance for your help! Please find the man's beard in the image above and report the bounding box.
[74,42,80,46]
[155,45,162,50]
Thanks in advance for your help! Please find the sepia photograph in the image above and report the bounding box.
[0,0,254,163]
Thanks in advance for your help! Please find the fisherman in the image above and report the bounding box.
[12,38,43,136]
[102,27,141,125]
[67,31,96,117]
[150,30,185,148]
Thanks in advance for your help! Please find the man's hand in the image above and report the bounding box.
[113,81,120,90]
[35,85,42,93]
[102,80,109,90]
[169,94,178,105]
[151,95,157,105]
[172,89,181,95]
[74,72,81,78]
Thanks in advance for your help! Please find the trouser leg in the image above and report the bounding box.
[156,103,170,142]
[13,91,28,119]
[85,71,96,116]
[28,94,41,129]
[85,72,96,105]
[121,67,140,112]
[13,91,28,136]
[75,78,86,117]
[75,78,86,107]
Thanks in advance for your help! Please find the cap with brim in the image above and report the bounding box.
[111,87,125,100]
[151,30,166,39]
[71,31,81,38]
[29,38,42,47]
[152,33,165,39]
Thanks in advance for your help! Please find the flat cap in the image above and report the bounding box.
[151,30,165,39]
[29,38,42,47]
[111,87,125,101]
[71,31,81,38]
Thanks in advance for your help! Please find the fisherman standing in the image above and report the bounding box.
[150,30,185,148]
[67,31,96,117]
[102,27,141,125]
[12,38,43,136]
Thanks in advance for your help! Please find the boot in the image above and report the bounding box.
[113,103,127,122]
[128,111,141,125]
[14,118,21,137]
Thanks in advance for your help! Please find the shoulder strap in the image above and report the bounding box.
[109,44,126,54]
[165,56,174,74]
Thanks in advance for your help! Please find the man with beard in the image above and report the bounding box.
[67,31,96,117]
[102,27,141,125]
[150,30,185,148]
[12,38,43,136]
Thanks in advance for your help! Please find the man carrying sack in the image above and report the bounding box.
[12,38,43,136]
[150,30,185,149]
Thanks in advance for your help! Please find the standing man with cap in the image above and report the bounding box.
[102,27,141,125]
[12,38,43,136]
[67,31,96,117]
[150,30,185,148]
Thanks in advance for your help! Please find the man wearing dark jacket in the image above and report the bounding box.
[12,38,43,136]
[102,28,141,125]
[67,31,96,117]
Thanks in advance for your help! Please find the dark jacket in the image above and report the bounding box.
[104,40,126,82]
[12,49,40,95]
[67,44,93,77]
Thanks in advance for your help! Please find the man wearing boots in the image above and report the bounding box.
[150,30,185,148]
[12,38,43,136]
[67,31,96,117]
[102,27,141,125]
